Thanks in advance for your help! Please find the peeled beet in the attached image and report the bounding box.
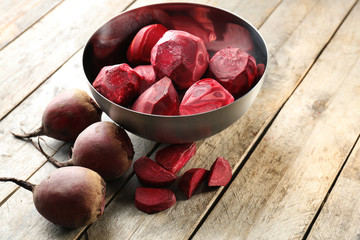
[0,166,106,228]
[208,157,232,187]
[208,47,257,98]
[155,142,196,174]
[135,187,176,214]
[36,121,134,181]
[178,168,208,199]
[92,63,141,107]
[133,156,177,187]
[133,65,158,94]
[127,24,168,65]
[131,77,179,115]
[179,78,234,115]
[151,30,209,90]
[12,89,102,142]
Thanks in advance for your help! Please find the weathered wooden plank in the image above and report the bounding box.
[307,86,360,237]
[0,0,64,49]
[194,1,360,239]
[82,0,357,239]
[0,0,134,120]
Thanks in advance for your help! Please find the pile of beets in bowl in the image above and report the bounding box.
[92,23,264,116]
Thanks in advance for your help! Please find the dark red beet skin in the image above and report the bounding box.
[208,47,257,99]
[151,30,209,90]
[135,187,176,214]
[133,65,158,94]
[179,78,234,115]
[133,156,177,187]
[179,168,208,199]
[131,77,179,115]
[155,142,196,174]
[208,157,232,187]
[12,89,102,142]
[92,63,141,107]
[127,24,168,65]
[0,166,106,228]
[71,121,134,181]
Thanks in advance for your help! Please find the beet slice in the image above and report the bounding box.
[0,166,106,228]
[12,89,102,142]
[133,65,158,94]
[135,187,176,214]
[92,63,141,107]
[127,24,168,65]
[178,168,208,199]
[133,156,177,187]
[131,77,179,115]
[179,78,234,115]
[155,142,196,174]
[208,47,257,98]
[151,30,209,90]
[208,157,232,187]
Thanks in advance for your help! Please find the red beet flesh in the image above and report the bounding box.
[133,65,158,94]
[151,30,209,90]
[92,63,141,107]
[127,24,168,65]
[155,142,196,174]
[13,89,102,142]
[178,168,208,199]
[133,156,177,187]
[72,121,134,181]
[179,78,234,115]
[135,187,176,214]
[208,157,232,187]
[131,77,179,115]
[208,47,257,98]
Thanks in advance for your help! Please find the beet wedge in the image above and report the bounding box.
[155,142,196,174]
[135,187,176,214]
[179,168,208,199]
[208,157,232,187]
[133,156,177,187]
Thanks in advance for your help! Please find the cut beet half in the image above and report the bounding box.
[179,168,209,199]
[133,156,177,187]
[135,187,176,214]
[179,78,234,115]
[208,157,232,187]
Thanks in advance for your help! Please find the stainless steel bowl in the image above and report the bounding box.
[83,2,268,143]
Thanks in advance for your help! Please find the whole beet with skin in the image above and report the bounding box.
[36,121,134,181]
[92,63,141,107]
[208,47,257,98]
[0,166,106,228]
[179,78,234,115]
[151,30,209,90]
[131,77,179,115]
[127,24,168,65]
[12,89,102,142]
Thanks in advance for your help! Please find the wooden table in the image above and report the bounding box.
[1,0,360,239]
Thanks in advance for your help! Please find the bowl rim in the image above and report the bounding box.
[82,1,269,119]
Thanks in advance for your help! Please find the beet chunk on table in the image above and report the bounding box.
[151,30,209,90]
[208,47,257,98]
[92,63,141,107]
[179,78,234,115]
[131,76,179,115]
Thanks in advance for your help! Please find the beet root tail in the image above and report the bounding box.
[11,127,44,140]
[0,177,35,192]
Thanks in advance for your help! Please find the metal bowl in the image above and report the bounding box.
[83,2,268,143]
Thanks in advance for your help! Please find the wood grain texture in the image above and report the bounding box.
[82,0,356,239]
[0,0,64,49]
[194,0,360,239]
[0,0,134,120]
